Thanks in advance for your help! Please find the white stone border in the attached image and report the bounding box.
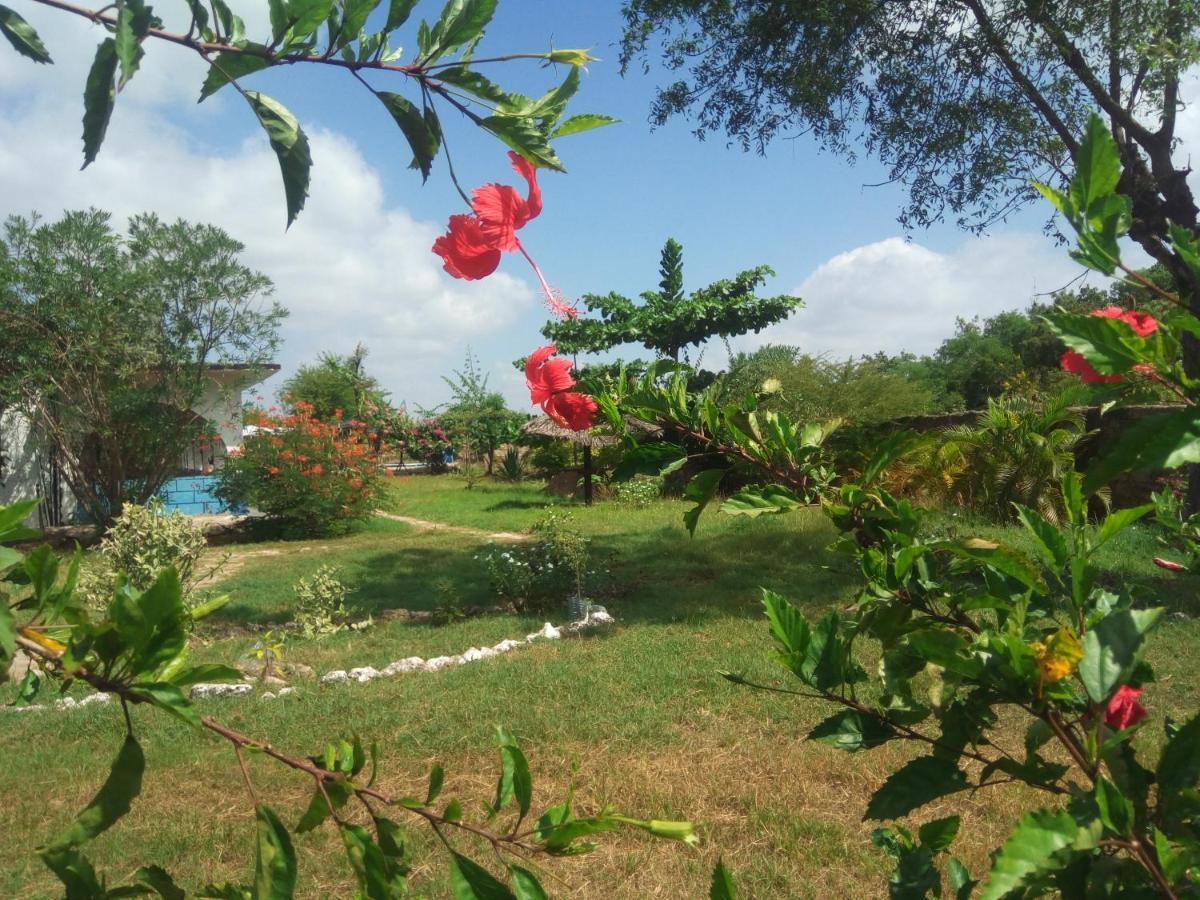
[3,610,616,712]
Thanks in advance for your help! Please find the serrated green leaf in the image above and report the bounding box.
[762,588,810,666]
[385,0,418,31]
[82,38,118,167]
[341,822,393,899]
[295,779,351,832]
[1094,504,1153,550]
[979,809,1081,900]
[918,815,960,852]
[552,114,619,138]
[1078,608,1161,703]
[135,864,185,899]
[1012,503,1069,571]
[286,0,333,39]
[127,681,200,728]
[0,4,52,63]
[244,91,311,228]
[722,484,801,517]
[947,857,975,900]
[42,736,144,853]
[426,763,444,805]
[377,91,438,181]
[166,663,243,687]
[332,0,378,51]
[253,805,296,900]
[114,0,152,90]
[449,852,514,899]
[494,726,532,817]
[40,846,104,898]
[508,865,547,900]
[435,65,510,105]
[1094,776,1133,835]
[865,756,968,820]
[682,468,725,535]
[709,859,737,900]
[481,115,562,171]
[426,0,496,61]
[809,709,894,751]
[199,49,271,101]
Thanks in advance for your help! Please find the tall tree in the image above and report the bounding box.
[542,237,801,360]
[439,350,525,474]
[0,209,284,525]
[280,343,389,422]
[621,2,1200,327]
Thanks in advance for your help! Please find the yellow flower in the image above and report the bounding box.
[1033,626,1083,684]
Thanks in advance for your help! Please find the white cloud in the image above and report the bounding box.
[0,23,535,410]
[743,234,1085,359]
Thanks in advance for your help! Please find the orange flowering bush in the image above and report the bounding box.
[214,402,382,537]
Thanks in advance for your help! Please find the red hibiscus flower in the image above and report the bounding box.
[471,151,542,251]
[524,344,596,431]
[432,214,503,281]
[1153,556,1186,572]
[1105,685,1148,730]
[1060,350,1124,384]
[1093,305,1158,337]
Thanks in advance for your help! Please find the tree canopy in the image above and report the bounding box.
[280,343,390,423]
[0,209,284,524]
[541,237,801,361]
[620,1,1200,306]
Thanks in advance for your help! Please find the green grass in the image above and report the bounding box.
[2,474,1198,898]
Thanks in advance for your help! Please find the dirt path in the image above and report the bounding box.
[372,510,529,542]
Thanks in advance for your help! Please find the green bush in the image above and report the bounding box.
[479,512,593,613]
[292,564,349,639]
[615,476,662,507]
[528,439,573,475]
[77,498,219,613]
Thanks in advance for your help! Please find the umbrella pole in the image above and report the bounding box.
[583,445,593,506]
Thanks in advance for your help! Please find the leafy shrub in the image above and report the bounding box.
[292,564,349,639]
[77,498,221,614]
[498,446,526,481]
[528,439,573,475]
[480,512,593,612]
[403,417,453,473]
[214,402,381,537]
[615,476,661,507]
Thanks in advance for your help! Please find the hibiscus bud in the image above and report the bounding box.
[1153,556,1186,572]
[547,48,596,66]
[1105,685,1148,730]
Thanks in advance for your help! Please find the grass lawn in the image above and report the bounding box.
[2,475,1197,898]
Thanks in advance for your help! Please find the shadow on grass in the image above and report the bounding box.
[484,499,571,513]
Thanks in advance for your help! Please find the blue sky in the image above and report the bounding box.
[0,0,1140,411]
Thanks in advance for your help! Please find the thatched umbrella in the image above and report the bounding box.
[520,415,663,504]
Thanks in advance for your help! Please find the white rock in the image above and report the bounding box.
[383,656,425,676]
[586,609,615,626]
[78,692,113,707]
[320,670,349,684]
[475,646,499,658]
[493,639,523,653]
[259,692,276,702]
[534,623,561,640]
[460,647,486,663]
[54,697,77,710]
[423,655,456,671]
[191,683,253,699]
[3,703,44,713]
[277,687,297,697]
[349,666,381,683]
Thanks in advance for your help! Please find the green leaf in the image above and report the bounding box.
[135,865,185,899]
[1073,115,1122,209]
[1085,407,1200,494]
[1012,503,1069,570]
[0,4,52,63]
[916,816,959,853]
[426,0,496,61]
[127,682,201,728]
[341,822,393,899]
[449,852,515,899]
[1094,776,1133,835]
[612,443,685,481]
[426,763,444,805]
[286,0,333,39]
[552,114,619,138]
[434,65,512,105]
[861,431,924,487]
[682,468,726,535]
[709,859,737,900]
[1045,309,1146,375]
[377,92,439,181]
[947,857,975,900]
[979,809,1082,900]
[1094,504,1153,550]
[1157,713,1200,818]
[114,0,152,90]
[508,865,547,900]
[244,91,311,228]
[42,736,144,853]
[494,726,532,817]
[722,484,801,517]
[762,588,810,667]
[808,709,894,752]
[253,805,296,900]
[81,38,118,167]
[937,538,1045,593]
[385,0,418,31]
[865,756,968,820]
[110,568,187,677]
[332,0,378,50]
[481,115,562,172]
[165,663,243,687]
[40,847,105,898]
[0,602,14,667]
[1078,608,1162,703]
[199,49,271,101]
[295,779,351,832]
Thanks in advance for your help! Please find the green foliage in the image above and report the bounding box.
[497,446,527,482]
[214,402,382,537]
[15,0,610,227]
[292,564,350,639]
[77,498,224,618]
[437,349,525,475]
[614,476,662,507]
[480,511,592,612]
[0,210,284,526]
[1,503,694,896]
[279,343,391,424]
[541,238,801,362]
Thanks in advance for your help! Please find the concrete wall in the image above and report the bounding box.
[0,408,80,526]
